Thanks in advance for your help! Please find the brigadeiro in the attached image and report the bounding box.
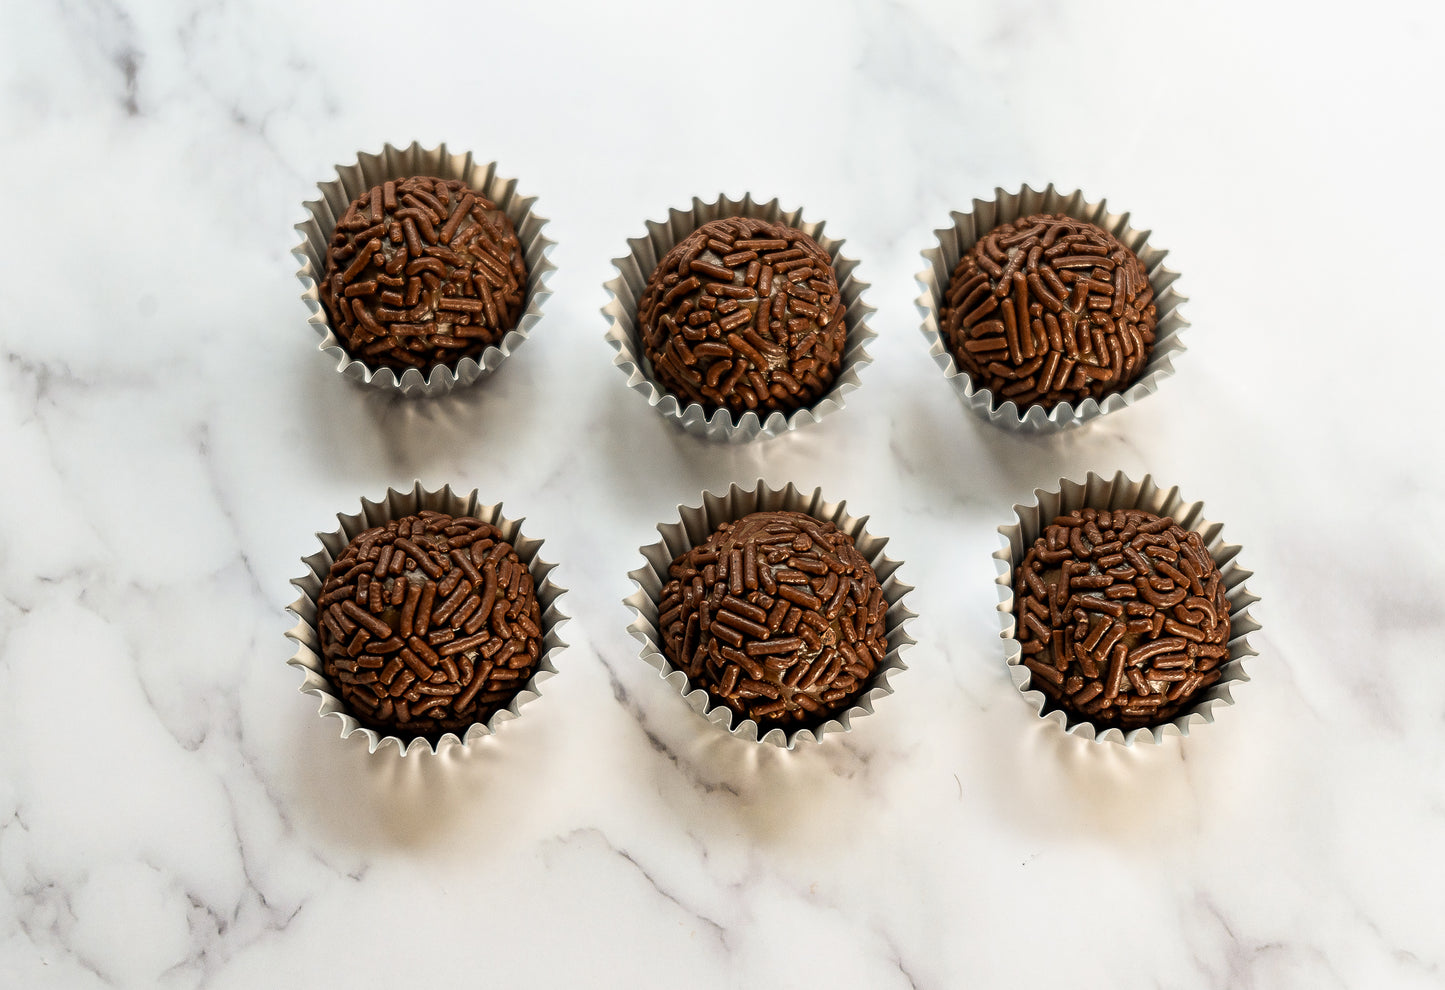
[320,175,527,374]
[941,213,1156,410]
[917,185,1187,433]
[315,510,543,738]
[638,217,847,417]
[296,142,556,398]
[1012,507,1229,730]
[658,510,888,729]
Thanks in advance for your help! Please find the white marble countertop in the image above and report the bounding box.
[3,2,1443,987]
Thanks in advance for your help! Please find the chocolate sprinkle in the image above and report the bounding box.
[318,511,542,738]
[658,510,887,728]
[320,176,527,373]
[940,213,1156,409]
[1013,508,1231,729]
[637,217,846,416]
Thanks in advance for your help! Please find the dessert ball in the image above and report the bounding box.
[638,217,846,416]
[321,176,527,373]
[317,511,542,737]
[941,213,1156,409]
[657,510,887,728]
[1013,507,1231,729]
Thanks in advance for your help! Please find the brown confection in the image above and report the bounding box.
[657,510,887,729]
[637,217,846,416]
[320,176,527,373]
[317,511,542,738]
[1013,508,1231,730]
[940,213,1156,409]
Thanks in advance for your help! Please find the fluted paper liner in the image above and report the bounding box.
[604,194,875,442]
[295,141,556,398]
[917,184,1188,433]
[285,483,568,755]
[625,481,915,748]
[994,471,1259,745]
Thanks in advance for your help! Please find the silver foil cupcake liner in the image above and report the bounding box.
[916,184,1187,434]
[294,141,556,398]
[603,193,875,442]
[994,470,1259,745]
[625,480,915,748]
[285,483,567,755]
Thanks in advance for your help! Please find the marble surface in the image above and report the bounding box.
[2,1,1443,987]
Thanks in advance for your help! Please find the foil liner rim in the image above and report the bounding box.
[915,183,1188,434]
[293,140,557,399]
[603,193,875,442]
[284,482,569,756]
[994,470,1260,746]
[624,479,916,748]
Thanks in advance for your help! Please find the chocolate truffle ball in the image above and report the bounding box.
[637,217,846,416]
[941,213,1156,409]
[1013,508,1231,730]
[320,176,527,373]
[317,511,542,737]
[657,510,887,729]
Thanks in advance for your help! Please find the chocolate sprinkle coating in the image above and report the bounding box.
[941,213,1156,409]
[1014,508,1231,730]
[658,510,887,729]
[637,217,846,416]
[318,511,543,738]
[320,176,527,373]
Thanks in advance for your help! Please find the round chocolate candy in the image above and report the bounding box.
[941,213,1156,409]
[657,510,887,729]
[637,217,846,416]
[317,511,542,738]
[1013,507,1231,730]
[320,176,527,373]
